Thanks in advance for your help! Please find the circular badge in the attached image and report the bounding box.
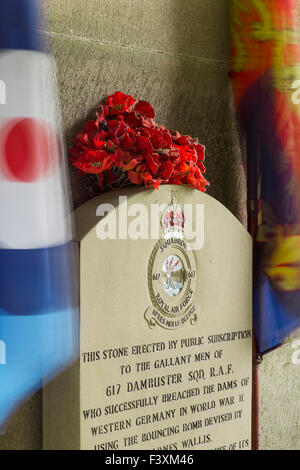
[146,237,197,329]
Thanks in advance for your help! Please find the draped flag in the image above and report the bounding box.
[0,0,79,428]
[230,0,300,353]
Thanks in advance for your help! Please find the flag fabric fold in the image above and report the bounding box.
[230,0,300,353]
[0,0,40,51]
[0,0,79,428]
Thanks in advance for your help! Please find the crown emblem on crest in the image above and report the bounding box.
[162,204,185,240]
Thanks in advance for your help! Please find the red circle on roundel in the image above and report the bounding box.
[1,118,61,182]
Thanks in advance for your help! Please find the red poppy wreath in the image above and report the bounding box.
[69,91,209,192]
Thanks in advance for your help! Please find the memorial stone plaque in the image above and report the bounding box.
[43,185,252,450]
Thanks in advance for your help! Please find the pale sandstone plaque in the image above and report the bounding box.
[43,185,252,450]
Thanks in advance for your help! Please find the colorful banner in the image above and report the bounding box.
[230,0,300,353]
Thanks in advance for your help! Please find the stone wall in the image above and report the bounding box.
[0,0,299,450]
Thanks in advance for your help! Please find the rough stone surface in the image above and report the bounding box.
[0,392,42,450]
[42,0,229,63]
[0,0,299,450]
[259,331,300,450]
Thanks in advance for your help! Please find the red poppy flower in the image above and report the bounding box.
[144,152,160,175]
[128,169,144,185]
[137,135,153,154]
[142,170,161,190]
[114,149,142,171]
[134,100,155,119]
[158,159,173,181]
[105,91,135,115]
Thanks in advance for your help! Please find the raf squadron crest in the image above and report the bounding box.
[145,202,197,330]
